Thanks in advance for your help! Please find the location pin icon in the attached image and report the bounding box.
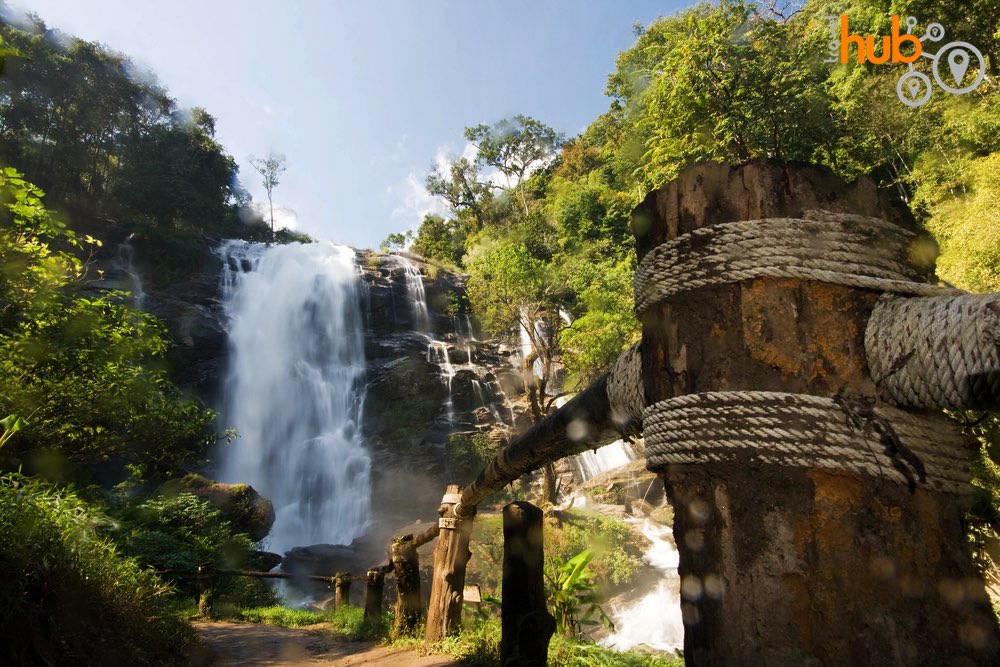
[948,49,970,85]
[907,78,921,98]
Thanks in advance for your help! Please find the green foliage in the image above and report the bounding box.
[236,605,325,627]
[0,14,267,260]
[0,473,192,665]
[328,604,391,641]
[545,550,615,638]
[379,230,413,253]
[0,169,217,482]
[465,115,563,215]
[273,227,315,245]
[412,214,465,265]
[468,510,642,601]
[447,432,496,478]
[113,492,256,570]
[548,511,643,587]
[547,634,685,667]
[923,153,1000,291]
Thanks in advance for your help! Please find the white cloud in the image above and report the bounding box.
[391,134,409,162]
[252,201,298,229]
[389,171,450,227]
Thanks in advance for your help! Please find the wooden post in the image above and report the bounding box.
[391,534,422,635]
[333,572,352,609]
[501,501,555,667]
[424,484,476,645]
[634,160,1000,665]
[365,568,386,620]
[196,564,214,617]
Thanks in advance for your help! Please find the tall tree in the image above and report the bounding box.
[249,152,286,240]
[465,115,562,215]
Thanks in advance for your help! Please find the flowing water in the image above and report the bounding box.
[398,255,430,332]
[602,518,685,653]
[573,440,638,481]
[217,241,371,554]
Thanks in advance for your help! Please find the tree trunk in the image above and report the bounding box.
[333,573,352,609]
[391,534,422,636]
[365,568,386,620]
[634,160,1000,665]
[425,485,476,645]
[501,501,555,667]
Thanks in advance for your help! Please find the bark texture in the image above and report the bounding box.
[424,485,476,644]
[634,160,1000,665]
[391,534,422,635]
[501,501,555,667]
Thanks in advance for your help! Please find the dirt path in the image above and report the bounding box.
[191,621,463,666]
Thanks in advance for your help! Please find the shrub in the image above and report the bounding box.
[111,491,277,609]
[0,473,191,665]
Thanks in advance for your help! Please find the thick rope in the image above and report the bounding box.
[866,293,1000,410]
[634,210,955,315]
[606,343,645,430]
[643,391,971,494]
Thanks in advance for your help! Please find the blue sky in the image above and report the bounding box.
[19,1,686,248]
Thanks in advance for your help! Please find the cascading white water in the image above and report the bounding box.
[427,340,456,426]
[602,518,685,652]
[398,256,430,332]
[115,233,146,309]
[574,440,638,481]
[217,240,371,554]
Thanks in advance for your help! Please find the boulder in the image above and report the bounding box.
[161,474,275,541]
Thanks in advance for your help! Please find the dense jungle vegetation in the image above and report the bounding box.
[0,0,998,663]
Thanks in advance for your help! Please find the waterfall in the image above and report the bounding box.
[602,518,685,653]
[398,256,430,332]
[115,233,146,309]
[574,440,638,481]
[427,340,456,426]
[217,240,371,554]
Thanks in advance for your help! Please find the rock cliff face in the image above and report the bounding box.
[93,239,643,577]
[97,241,528,555]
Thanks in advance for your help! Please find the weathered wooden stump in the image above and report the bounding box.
[391,534,422,635]
[365,568,386,620]
[333,572,352,608]
[633,160,1000,665]
[501,501,555,667]
[425,484,476,645]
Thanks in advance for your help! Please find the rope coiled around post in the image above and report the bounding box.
[633,210,954,315]
[606,343,645,431]
[866,293,1000,410]
[643,391,971,494]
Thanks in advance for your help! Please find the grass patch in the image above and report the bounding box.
[235,605,326,627]
[226,605,391,641]
[410,617,682,667]
[329,605,392,641]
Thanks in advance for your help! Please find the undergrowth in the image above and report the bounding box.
[0,473,192,665]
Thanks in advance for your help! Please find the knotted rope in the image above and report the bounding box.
[643,392,971,494]
[628,209,986,492]
[633,210,954,314]
[606,342,645,430]
[866,293,1000,410]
